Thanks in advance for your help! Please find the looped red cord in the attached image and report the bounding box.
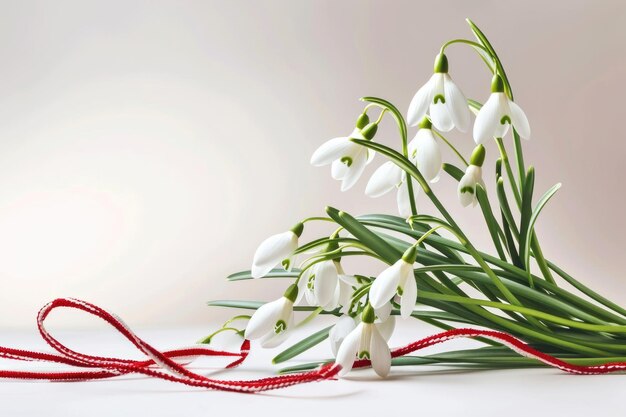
[0,298,340,392]
[0,298,625,394]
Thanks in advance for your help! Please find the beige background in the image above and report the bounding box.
[0,0,624,328]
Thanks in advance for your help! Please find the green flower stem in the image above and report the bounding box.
[198,326,244,344]
[301,216,335,224]
[432,130,469,166]
[439,38,492,56]
[360,97,417,217]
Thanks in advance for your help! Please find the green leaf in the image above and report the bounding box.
[207,300,340,314]
[227,269,300,281]
[272,325,332,364]
[326,206,400,263]
[442,163,464,181]
[521,182,562,285]
[518,167,536,275]
[475,184,507,261]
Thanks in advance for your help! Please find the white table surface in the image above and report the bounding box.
[0,318,623,417]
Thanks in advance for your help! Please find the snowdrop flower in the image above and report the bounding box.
[329,315,357,356]
[365,161,416,217]
[408,117,442,183]
[407,53,471,132]
[369,246,418,319]
[310,114,378,191]
[244,284,298,348]
[335,305,392,377]
[251,223,303,278]
[473,74,530,144]
[330,310,395,357]
[458,145,486,207]
[300,259,339,308]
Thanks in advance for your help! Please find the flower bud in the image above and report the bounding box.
[401,245,418,264]
[433,53,449,73]
[283,283,299,303]
[290,222,304,237]
[469,144,486,167]
[355,113,370,129]
[491,74,505,93]
[361,304,376,324]
[360,122,378,140]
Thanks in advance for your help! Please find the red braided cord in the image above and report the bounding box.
[0,298,625,393]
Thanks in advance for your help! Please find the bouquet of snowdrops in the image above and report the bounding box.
[206,19,626,378]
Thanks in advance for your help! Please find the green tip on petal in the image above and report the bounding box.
[433,53,449,73]
[362,304,376,324]
[491,74,505,93]
[360,122,378,140]
[469,144,486,167]
[283,283,298,302]
[418,117,432,130]
[290,222,304,237]
[356,113,370,129]
[402,245,418,264]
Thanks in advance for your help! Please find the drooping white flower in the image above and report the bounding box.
[407,53,471,132]
[251,223,303,278]
[369,246,418,319]
[365,162,418,218]
[408,117,442,183]
[458,145,487,207]
[335,305,392,377]
[244,284,298,348]
[329,315,357,356]
[473,74,530,144]
[310,115,377,191]
[300,260,339,308]
[329,310,395,357]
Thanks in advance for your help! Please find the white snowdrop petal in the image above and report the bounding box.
[329,316,357,356]
[415,129,442,183]
[369,327,391,377]
[259,312,292,348]
[400,273,417,319]
[335,323,363,375]
[244,298,284,340]
[251,232,297,278]
[376,301,392,323]
[314,261,339,307]
[340,150,368,191]
[396,182,413,218]
[365,161,403,198]
[310,137,352,166]
[407,74,436,126]
[369,261,404,309]
[429,101,454,132]
[509,100,531,139]
[331,159,349,180]
[473,93,502,144]
[376,315,396,341]
[444,74,471,133]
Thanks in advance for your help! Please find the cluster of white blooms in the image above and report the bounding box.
[245,51,531,378]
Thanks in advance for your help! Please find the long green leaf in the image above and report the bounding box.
[475,184,507,261]
[518,166,535,277]
[227,269,299,281]
[521,183,562,285]
[442,163,464,181]
[272,326,332,364]
[326,206,400,263]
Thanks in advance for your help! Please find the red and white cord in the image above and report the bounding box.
[0,298,624,393]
